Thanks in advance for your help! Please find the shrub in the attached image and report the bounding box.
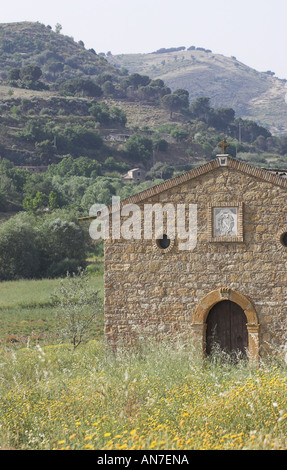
[125,134,153,163]
[59,78,103,98]
[0,214,40,280]
[54,125,103,154]
[0,213,87,280]
[37,217,87,277]
[46,258,81,278]
[51,269,103,349]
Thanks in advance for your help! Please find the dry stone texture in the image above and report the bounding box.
[104,157,287,358]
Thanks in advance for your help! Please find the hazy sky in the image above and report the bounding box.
[2,0,287,79]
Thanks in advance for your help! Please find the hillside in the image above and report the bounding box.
[0,21,119,82]
[0,22,182,166]
[108,48,287,136]
[0,21,286,184]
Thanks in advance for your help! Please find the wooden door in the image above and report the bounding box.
[206,300,248,358]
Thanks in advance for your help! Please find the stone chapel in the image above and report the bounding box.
[101,152,287,361]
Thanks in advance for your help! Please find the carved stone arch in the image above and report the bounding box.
[191,288,260,361]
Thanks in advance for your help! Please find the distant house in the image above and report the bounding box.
[122,168,146,182]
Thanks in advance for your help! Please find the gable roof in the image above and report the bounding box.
[78,156,287,221]
[119,155,287,207]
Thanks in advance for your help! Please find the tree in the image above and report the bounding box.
[46,61,64,79]
[55,23,62,34]
[161,93,183,119]
[48,191,60,210]
[109,106,127,126]
[102,80,115,97]
[146,162,174,180]
[104,157,129,173]
[23,191,48,213]
[125,134,153,164]
[173,88,190,108]
[128,73,151,89]
[189,97,211,122]
[19,65,42,83]
[0,211,88,280]
[88,101,126,126]
[0,160,23,210]
[138,84,170,103]
[153,136,169,152]
[19,119,47,142]
[235,118,271,143]
[170,127,189,142]
[8,68,20,81]
[81,179,116,210]
[35,140,56,162]
[38,217,87,277]
[278,136,287,154]
[60,78,103,98]
[208,107,235,131]
[0,214,40,280]
[51,269,103,350]
[8,65,45,90]
[54,125,103,154]
[47,156,102,178]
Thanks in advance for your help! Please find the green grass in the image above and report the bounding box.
[0,275,104,349]
[0,278,63,309]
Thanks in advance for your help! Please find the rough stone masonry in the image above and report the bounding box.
[103,155,287,360]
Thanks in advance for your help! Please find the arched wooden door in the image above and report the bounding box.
[206,300,248,358]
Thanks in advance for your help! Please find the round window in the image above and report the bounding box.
[156,234,171,250]
[280,232,287,247]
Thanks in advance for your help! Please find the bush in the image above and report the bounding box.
[0,214,40,280]
[38,217,87,277]
[46,258,82,278]
[0,213,87,280]
[88,101,127,126]
[54,125,103,154]
[125,134,153,163]
[59,78,103,98]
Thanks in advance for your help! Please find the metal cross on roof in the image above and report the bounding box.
[218,139,230,155]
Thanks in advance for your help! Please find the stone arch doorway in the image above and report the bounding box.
[206,300,248,358]
[191,288,260,361]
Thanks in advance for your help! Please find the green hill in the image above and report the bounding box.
[0,21,119,83]
[0,22,286,182]
[108,48,287,136]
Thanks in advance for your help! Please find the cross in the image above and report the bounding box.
[218,139,230,155]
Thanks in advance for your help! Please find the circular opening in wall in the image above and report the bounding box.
[156,234,171,250]
[280,232,287,247]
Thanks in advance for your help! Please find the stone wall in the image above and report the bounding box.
[104,158,287,357]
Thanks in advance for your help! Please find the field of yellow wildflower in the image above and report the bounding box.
[0,276,286,450]
[0,337,286,450]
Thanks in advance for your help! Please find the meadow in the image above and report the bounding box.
[0,275,286,450]
[0,275,104,349]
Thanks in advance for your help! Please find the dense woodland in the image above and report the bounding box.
[0,21,287,280]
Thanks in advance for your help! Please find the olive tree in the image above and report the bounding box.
[51,269,103,350]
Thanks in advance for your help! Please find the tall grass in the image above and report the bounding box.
[0,275,286,450]
[0,338,286,450]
